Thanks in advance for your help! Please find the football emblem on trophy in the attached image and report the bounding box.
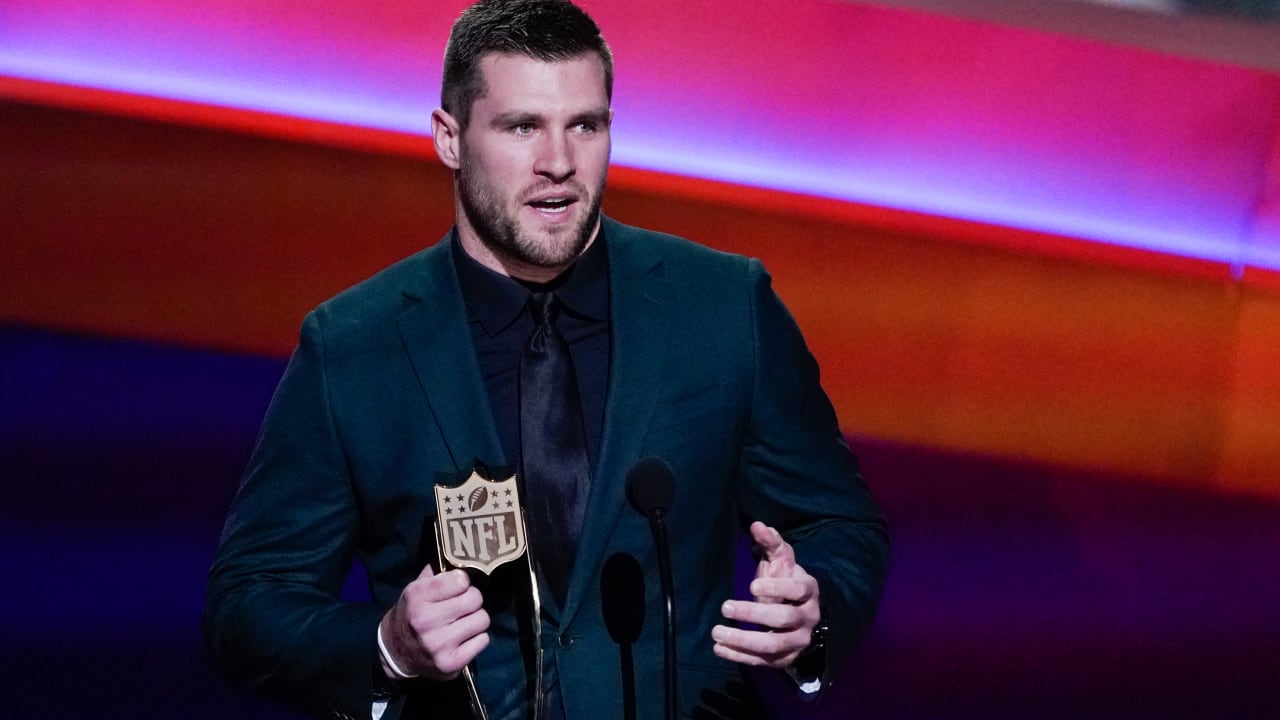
[434,471,526,576]
[468,486,489,512]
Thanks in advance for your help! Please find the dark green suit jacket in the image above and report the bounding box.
[204,217,889,720]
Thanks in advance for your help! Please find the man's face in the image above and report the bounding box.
[447,52,612,278]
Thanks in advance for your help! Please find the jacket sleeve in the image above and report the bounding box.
[203,310,391,719]
[734,259,891,690]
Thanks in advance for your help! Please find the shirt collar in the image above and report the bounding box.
[452,226,610,336]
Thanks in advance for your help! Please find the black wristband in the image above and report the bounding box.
[792,608,829,681]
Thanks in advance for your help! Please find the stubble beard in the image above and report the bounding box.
[458,169,605,272]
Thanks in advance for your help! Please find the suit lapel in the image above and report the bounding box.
[396,238,507,477]
[394,223,675,623]
[562,219,675,623]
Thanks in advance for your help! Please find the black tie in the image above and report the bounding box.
[520,291,590,605]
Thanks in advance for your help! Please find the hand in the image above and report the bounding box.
[711,522,820,669]
[378,565,490,681]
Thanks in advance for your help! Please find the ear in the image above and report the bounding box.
[432,108,462,170]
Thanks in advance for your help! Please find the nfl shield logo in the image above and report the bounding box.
[434,471,528,575]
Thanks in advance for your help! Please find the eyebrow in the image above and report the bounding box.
[489,108,611,129]
[572,109,612,127]
[490,111,538,129]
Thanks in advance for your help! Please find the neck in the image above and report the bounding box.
[454,213,600,284]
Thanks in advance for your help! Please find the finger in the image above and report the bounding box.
[406,584,485,634]
[750,521,783,553]
[750,522,794,574]
[417,606,491,664]
[712,638,796,669]
[435,628,491,676]
[419,599,490,644]
[713,640,790,668]
[711,624,806,667]
[749,576,816,605]
[722,599,808,631]
[407,568,473,604]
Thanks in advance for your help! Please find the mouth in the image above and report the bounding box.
[525,195,577,217]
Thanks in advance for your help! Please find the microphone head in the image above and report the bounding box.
[601,552,646,644]
[626,456,675,517]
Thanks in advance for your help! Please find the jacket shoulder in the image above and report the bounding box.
[604,216,758,284]
[307,238,450,340]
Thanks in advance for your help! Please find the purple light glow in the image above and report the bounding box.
[3,0,1279,271]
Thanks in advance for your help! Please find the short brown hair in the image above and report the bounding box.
[441,0,614,128]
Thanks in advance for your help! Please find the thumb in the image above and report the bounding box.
[751,522,794,570]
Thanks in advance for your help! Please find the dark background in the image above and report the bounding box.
[5,324,1278,719]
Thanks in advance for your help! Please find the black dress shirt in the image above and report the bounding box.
[452,230,611,479]
[450,231,611,720]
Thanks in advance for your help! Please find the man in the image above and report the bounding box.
[204,1,889,719]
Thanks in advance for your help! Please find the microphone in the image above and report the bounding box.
[601,553,645,720]
[627,456,674,518]
[626,457,677,720]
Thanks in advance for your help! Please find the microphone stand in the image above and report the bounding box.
[628,457,678,720]
[648,508,678,720]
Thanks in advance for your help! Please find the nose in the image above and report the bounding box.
[532,130,574,183]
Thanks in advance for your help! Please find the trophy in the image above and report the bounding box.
[432,469,544,720]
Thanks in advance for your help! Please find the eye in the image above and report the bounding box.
[511,123,535,136]
[572,121,598,134]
